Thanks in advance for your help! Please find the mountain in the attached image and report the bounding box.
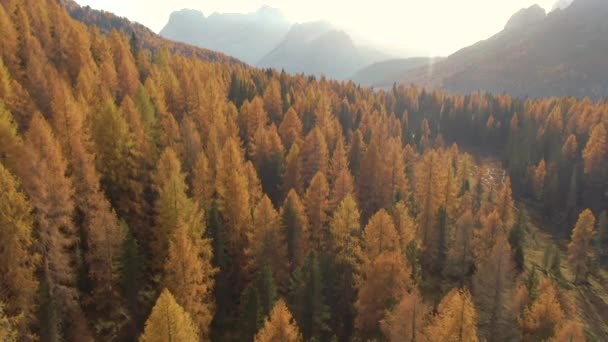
[60,0,242,65]
[351,57,442,87]
[399,0,608,99]
[257,21,388,80]
[160,6,290,65]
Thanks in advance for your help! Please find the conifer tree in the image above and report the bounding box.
[279,107,303,150]
[0,103,22,173]
[0,163,38,339]
[567,209,596,283]
[139,289,199,342]
[328,195,363,340]
[415,150,445,267]
[301,127,329,189]
[392,201,416,249]
[582,123,607,180]
[358,137,389,220]
[91,98,144,229]
[255,299,302,342]
[288,250,331,341]
[355,252,412,339]
[192,151,213,213]
[283,143,303,196]
[21,113,92,340]
[362,209,401,260]
[247,195,289,286]
[549,320,585,342]
[521,279,565,341]
[281,190,310,270]
[163,223,216,339]
[426,288,479,342]
[348,129,366,178]
[264,79,283,123]
[446,209,475,283]
[215,138,251,290]
[473,236,517,341]
[381,290,428,342]
[0,303,17,342]
[305,172,330,251]
[152,148,205,270]
[119,222,144,328]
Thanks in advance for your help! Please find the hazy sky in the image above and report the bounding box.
[75,0,558,56]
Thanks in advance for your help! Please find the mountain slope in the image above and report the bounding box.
[257,21,386,80]
[60,0,243,65]
[351,57,442,87]
[160,6,290,65]
[400,0,608,99]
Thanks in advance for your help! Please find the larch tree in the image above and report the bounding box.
[281,190,310,270]
[139,289,199,342]
[415,149,445,268]
[549,320,585,342]
[521,279,565,341]
[582,123,607,180]
[0,163,38,339]
[446,209,475,283]
[495,176,515,229]
[20,113,90,340]
[425,288,479,342]
[247,195,289,287]
[50,82,126,339]
[392,201,416,249]
[567,209,596,283]
[348,129,366,178]
[279,107,303,150]
[355,252,412,339]
[215,137,251,284]
[380,290,429,342]
[283,143,303,196]
[385,138,410,206]
[152,148,205,271]
[264,79,283,123]
[254,299,303,342]
[474,210,508,260]
[304,172,330,251]
[90,98,144,230]
[358,136,389,220]
[0,103,23,174]
[362,209,401,261]
[329,168,355,213]
[328,195,363,341]
[0,303,17,342]
[300,127,329,189]
[238,97,268,147]
[192,151,213,213]
[163,223,216,340]
[328,136,349,187]
[473,236,518,341]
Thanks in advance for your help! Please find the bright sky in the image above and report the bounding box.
[74,0,558,56]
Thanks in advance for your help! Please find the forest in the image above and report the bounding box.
[0,0,607,341]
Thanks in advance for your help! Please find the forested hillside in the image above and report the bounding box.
[0,0,606,341]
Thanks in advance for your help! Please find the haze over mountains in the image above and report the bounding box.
[71,0,608,99]
[160,6,392,80]
[398,0,608,99]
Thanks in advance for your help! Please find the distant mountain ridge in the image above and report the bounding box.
[398,0,608,99]
[160,7,290,65]
[351,57,442,87]
[160,7,390,80]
